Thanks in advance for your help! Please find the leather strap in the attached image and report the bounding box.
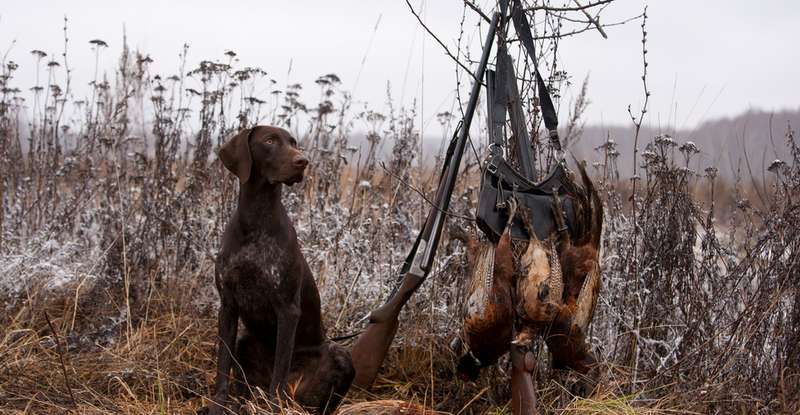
[486,70,505,153]
[498,43,536,180]
[509,0,562,152]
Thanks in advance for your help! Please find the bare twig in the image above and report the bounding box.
[573,0,609,38]
[405,0,481,83]
[507,13,641,42]
[44,310,78,409]
[527,0,615,12]
[380,161,475,222]
[625,5,650,391]
[463,0,491,23]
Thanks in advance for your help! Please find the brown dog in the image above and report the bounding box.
[209,126,354,415]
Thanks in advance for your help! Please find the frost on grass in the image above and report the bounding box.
[0,236,98,309]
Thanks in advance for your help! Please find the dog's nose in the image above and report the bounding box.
[294,156,309,168]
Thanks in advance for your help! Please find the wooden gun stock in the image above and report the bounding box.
[350,272,424,388]
[510,341,539,414]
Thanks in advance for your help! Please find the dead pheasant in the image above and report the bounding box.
[544,159,603,376]
[453,161,603,384]
[454,198,517,381]
[516,202,566,325]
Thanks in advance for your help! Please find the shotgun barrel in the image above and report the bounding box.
[350,11,501,390]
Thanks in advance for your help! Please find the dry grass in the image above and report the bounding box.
[0,250,697,415]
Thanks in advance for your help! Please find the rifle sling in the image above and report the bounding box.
[487,71,506,152]
[509,0,561,152]
[498,44,536,180]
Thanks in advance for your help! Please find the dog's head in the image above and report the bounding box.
[219,126,308,185]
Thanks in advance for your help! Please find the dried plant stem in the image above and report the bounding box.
[626,6,650,389]
[44,310,78,409]
[116,162,133,344]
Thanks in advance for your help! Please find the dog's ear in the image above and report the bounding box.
[219,128,253,183]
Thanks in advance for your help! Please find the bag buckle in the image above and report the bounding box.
[486,162,498,175]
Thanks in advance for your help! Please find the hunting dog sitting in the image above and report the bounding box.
[209,126,354,415]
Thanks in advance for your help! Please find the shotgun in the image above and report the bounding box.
[350,11,501,389]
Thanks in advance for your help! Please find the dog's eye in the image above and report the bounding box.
[265,139,274,145]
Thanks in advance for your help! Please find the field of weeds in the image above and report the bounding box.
[1,18,799,415]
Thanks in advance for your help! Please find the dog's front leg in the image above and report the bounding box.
[210,296,239,415]
[269,302,300,400]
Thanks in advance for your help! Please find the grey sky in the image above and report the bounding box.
[2,0,798,133]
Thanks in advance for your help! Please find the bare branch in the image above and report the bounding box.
[527,0,615,12]
[405,0,479,83]
[574,0,608,38]
[463,0,491,23]
[507,13,641,41]
[380,161,475,222]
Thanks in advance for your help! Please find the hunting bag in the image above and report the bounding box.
[476,152,577,243]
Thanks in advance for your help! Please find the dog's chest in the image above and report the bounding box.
[220,236,298,295]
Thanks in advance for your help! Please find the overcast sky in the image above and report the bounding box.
[2,0,798,133]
